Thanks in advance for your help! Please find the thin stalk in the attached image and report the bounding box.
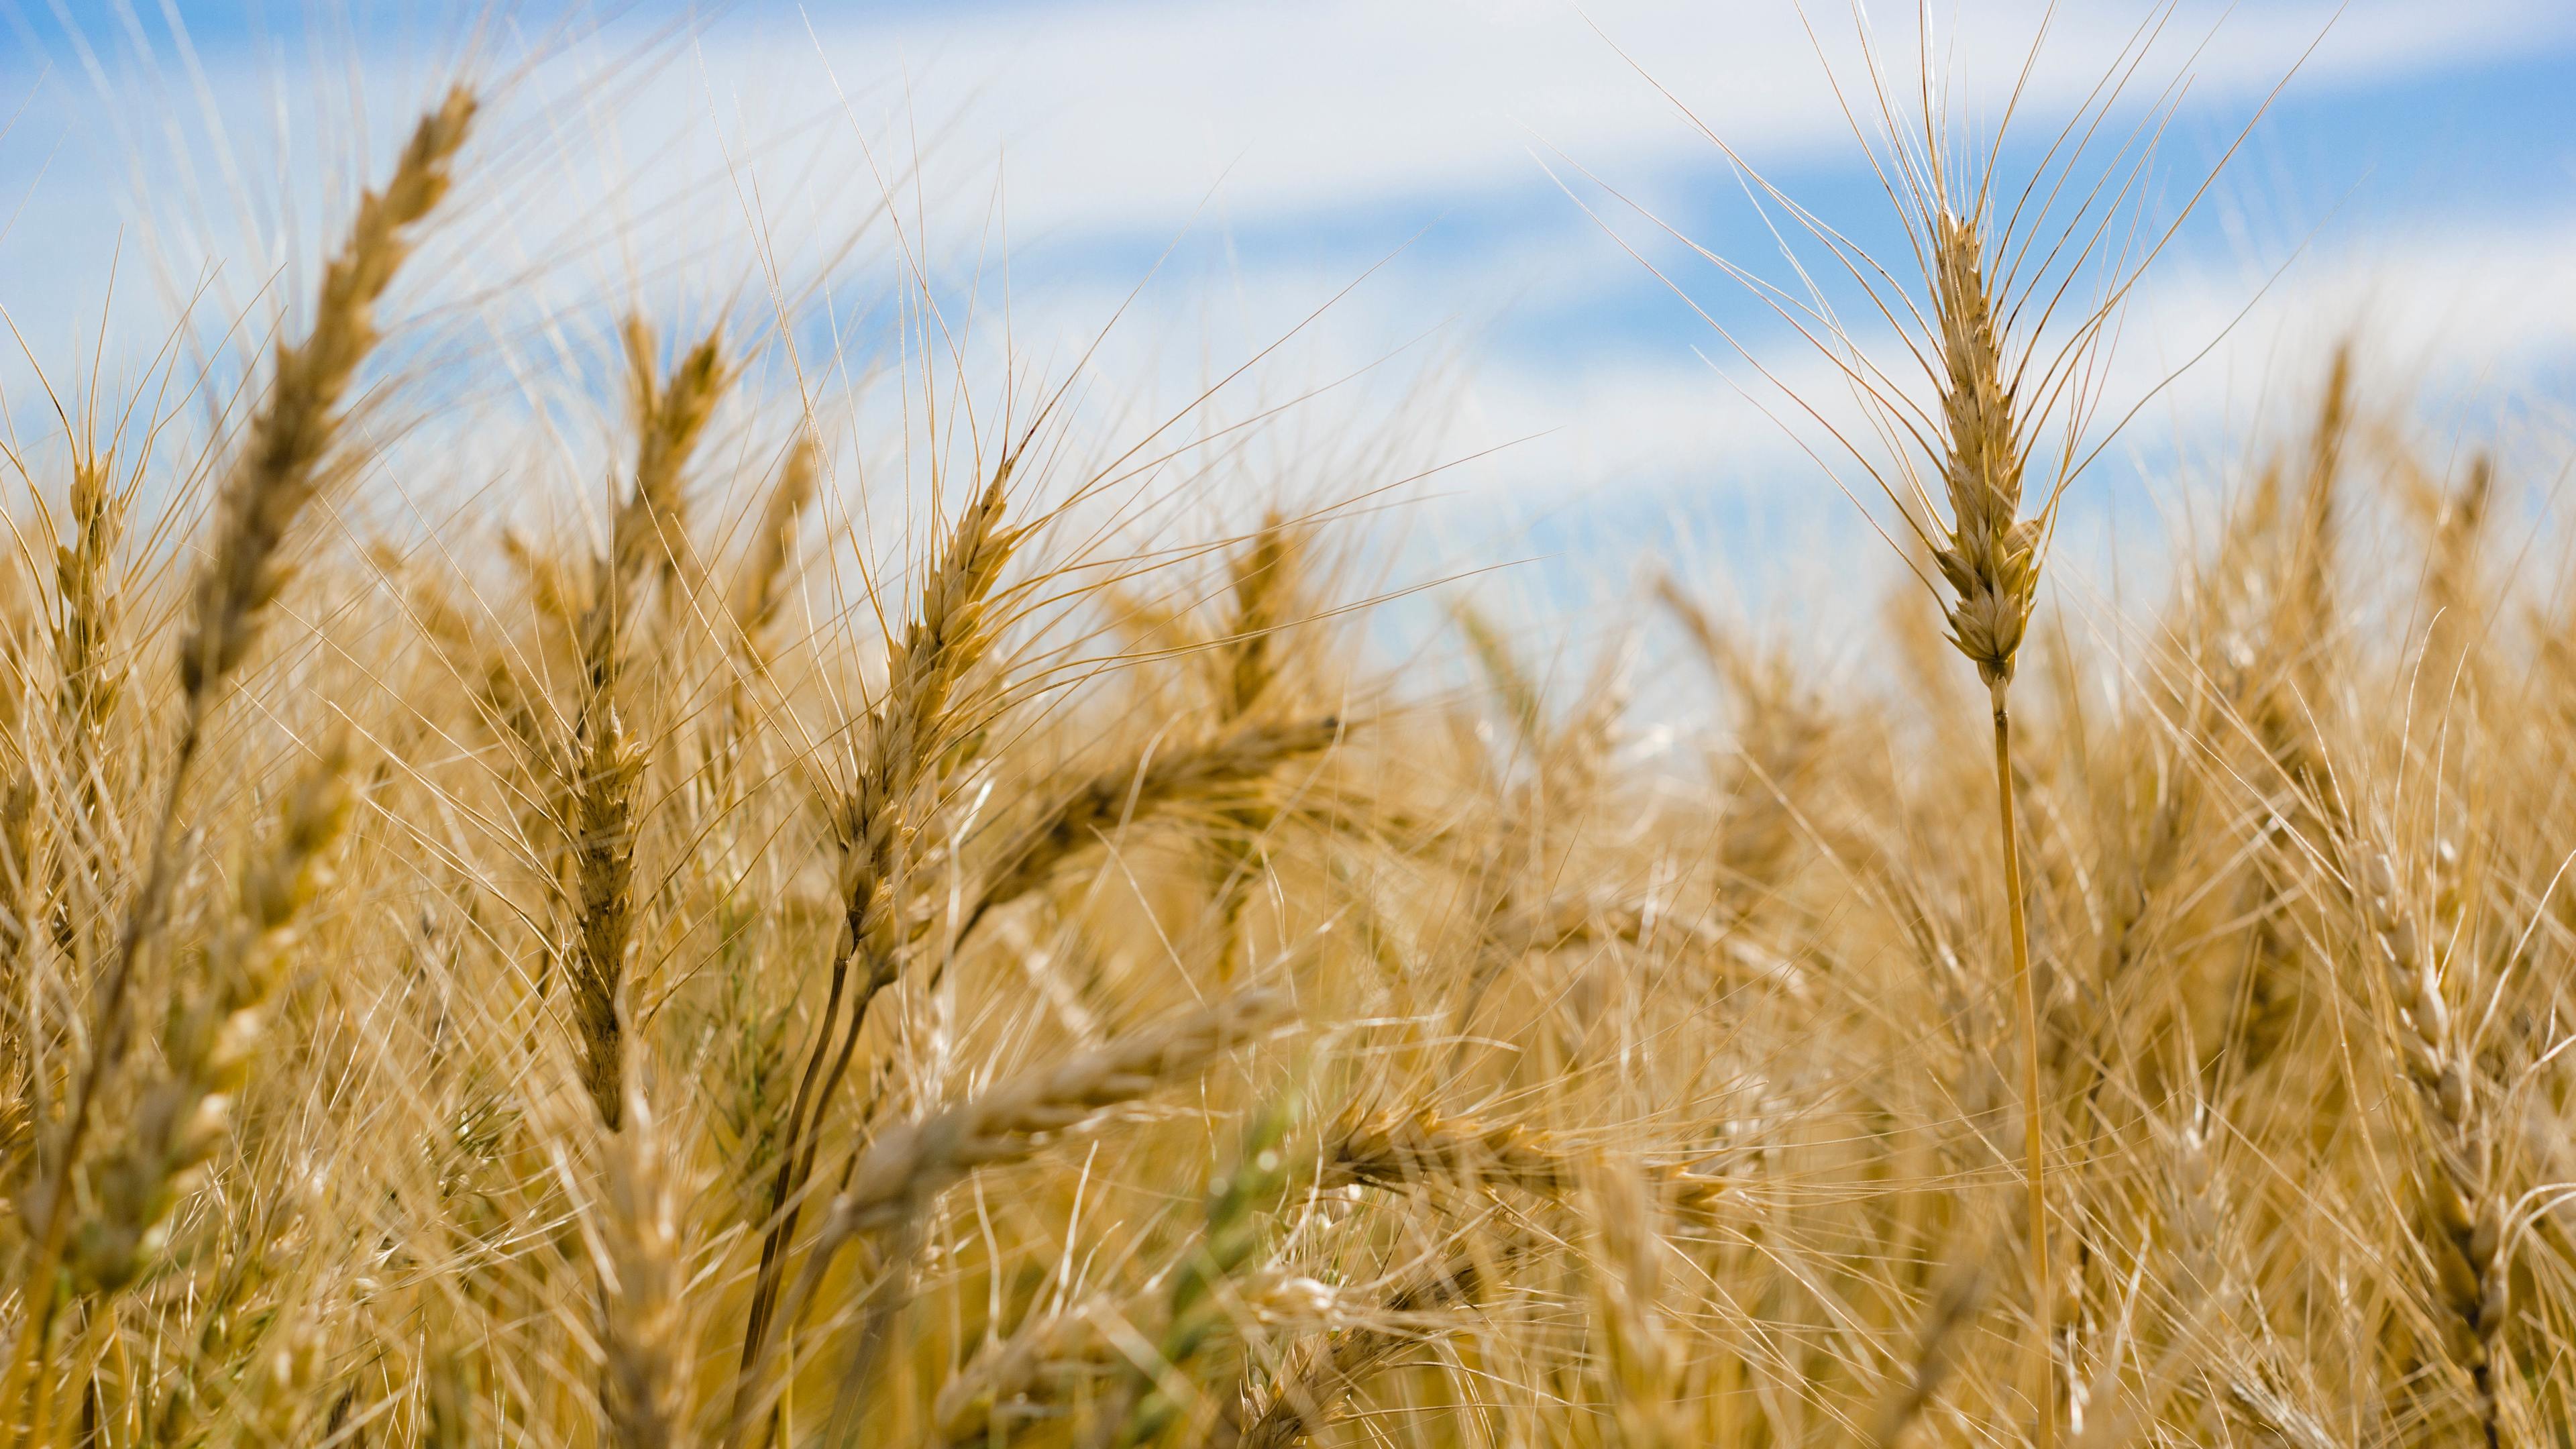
[1990,677,2049,1449]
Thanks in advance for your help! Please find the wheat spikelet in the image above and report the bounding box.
[600,319,730,626]
[178,87,476,712]
[1323,1108,1723,1218]
[1220,514,1303,720]
[567,700,647,1130]
[2224,1377,2339,1449]
[1916,203,2058,1448]
[1452,601,1544,750]
[52,445,128,836]
[1216,1250,1491,1449]
[557,322,728,1130]
[2251,347,2353,809]
[732,431,819,667]
[1652,574,1824,917]
[508,529,588,635]
[0,775,33,1085]
[1582,1158,1682,1449]
[835,989,1284,1240]
[830,464,1022,972]
[1102,1099,1299,1448]
[2417,451,2493,693]
[581,319,730,700]
[1924,214,2042,692]
[933,1298,1117,1445]
[2214,362,2357,1072]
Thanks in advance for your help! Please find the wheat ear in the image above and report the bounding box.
[1220,513,1301,719]
[52,445,129,843]
[733,430,819,668]
[564,323,729,1130]
[1106,1099,1299,1448]
[598,319,729,636]
[1859,1252,1986,1449]
[1921,211,2053,1445]
[5,87,472,1435]
[68,739,354,1292]
[933,1299,1117,1445]
[737,458,1022,1372]
[178,89,477,715]
[1216,1250,1491,1449]
[566,699,648,1130]
[591,1084,694,1449]
[961,716,1342,942]
[2223,1377,2339,1449]
[2361,851,2512,1445]
[729,989,1288,1447]
[1324,1108,1723,1216]
[1584,1158,1683,1449]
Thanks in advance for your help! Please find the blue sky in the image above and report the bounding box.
[5,1,2573,637]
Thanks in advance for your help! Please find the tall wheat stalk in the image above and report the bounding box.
[1607,19,2278,1434]
[566,322,731,1130]
[3,85,475,1439]
[735,453,1023,1395]
[727,988,1289,1446]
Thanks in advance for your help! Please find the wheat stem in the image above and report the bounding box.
[1990,679,2049,1449]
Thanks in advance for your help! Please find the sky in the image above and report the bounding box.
[4,0,2574,645]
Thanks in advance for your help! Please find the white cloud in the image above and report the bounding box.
[1,0,2569,587]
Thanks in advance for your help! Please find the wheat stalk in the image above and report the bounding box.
[738,455,1023,1374]
[2359,850,2512,1445]
[729,988,1289,1446]
[1915,205,2060,1448]
[5,87,474,1436]
[561,323,730,1130]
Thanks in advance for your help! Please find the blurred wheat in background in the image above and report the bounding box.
[0,3,2573,1447]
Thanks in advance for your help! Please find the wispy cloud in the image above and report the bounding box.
[2,0,2569,580]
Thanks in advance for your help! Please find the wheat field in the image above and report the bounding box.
[0,18,2573,1449]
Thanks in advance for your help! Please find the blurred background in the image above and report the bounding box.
[3,0,2572,656]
